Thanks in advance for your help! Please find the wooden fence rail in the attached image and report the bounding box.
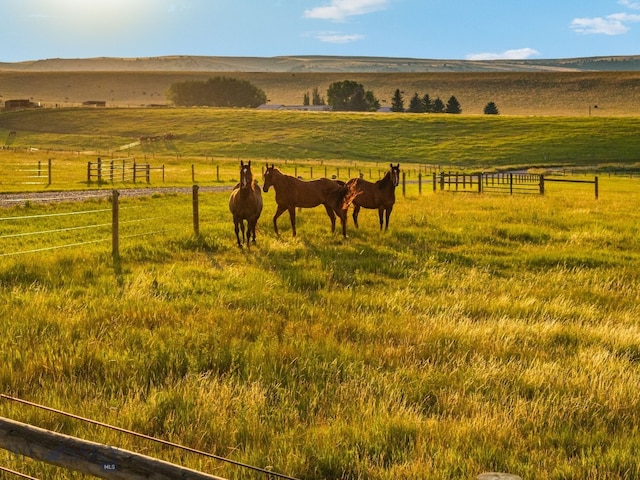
[422,172,599,199]
[0,416,225,480]
[87,157,164,184]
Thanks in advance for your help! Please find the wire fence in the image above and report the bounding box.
[0,394,299,480]
[0,189,200,259]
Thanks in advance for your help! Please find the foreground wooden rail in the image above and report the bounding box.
[0,416,226,480]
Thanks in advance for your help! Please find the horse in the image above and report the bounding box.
[347,163,400,231]
[262,164,360,237]
[229,160,263,246]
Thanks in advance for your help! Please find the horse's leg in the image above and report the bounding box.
[240,219,246,244]
[385,206,393,231]
[323,204,336,233]
[273,205,287,235]
[249,217,257,243]
[288,206,297,236]
[233,217,242,246]
[352,205,361,228]
[339,211,347,238]
[378,208,385,230]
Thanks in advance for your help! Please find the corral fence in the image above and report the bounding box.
[0,158,52,186]
[420,171,599,199]
[87,157,165,184]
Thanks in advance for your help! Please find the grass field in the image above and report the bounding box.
[2,108,640,189]
[2,107,640,479]
[1,173,640,479]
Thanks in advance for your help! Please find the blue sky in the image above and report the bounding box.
[1,0,639,62]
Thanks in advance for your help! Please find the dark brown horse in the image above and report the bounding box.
[229,160,263,246]
[262,164,360,237]
[347,163,400,230]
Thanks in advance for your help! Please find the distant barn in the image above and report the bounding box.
[257,104,332,111]
[82,100,106,107]
[4,99,36,110]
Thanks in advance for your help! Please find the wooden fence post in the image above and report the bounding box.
[0,416,225,480]
[418,173,422,194]
[478,173,482,193]
[402,172,406,197]
[97,158,102,184]
[539,174,545,195]
[432,173,436,192]
[594,176,599,199]
[193,185,200,237]
[112,190,119,258]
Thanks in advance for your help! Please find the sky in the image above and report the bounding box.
[1,0,639,63]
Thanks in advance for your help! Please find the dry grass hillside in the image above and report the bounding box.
[2,55,640,115]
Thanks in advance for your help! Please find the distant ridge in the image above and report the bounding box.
[2,55,640,72]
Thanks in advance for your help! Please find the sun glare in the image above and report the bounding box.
[29,0,157,33]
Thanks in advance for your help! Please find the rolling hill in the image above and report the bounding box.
[1,55,640,115]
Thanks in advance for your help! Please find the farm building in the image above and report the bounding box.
[82,100,106,107]
[3,99,37,110]
[257,104,332,111]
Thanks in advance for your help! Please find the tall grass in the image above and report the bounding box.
[1,177,640,478]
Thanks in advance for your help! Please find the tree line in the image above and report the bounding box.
[166,77,499,114]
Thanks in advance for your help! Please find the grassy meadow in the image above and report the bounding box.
[1,108,640,479]
[1,177,639,479]
[2,108,640,187]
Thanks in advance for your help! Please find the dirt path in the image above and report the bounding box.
[0,186,232,208]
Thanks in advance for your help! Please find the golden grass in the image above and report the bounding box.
[1,177,640,478]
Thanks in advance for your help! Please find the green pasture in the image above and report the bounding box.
[2,109,640,178]
[1,173,640,479]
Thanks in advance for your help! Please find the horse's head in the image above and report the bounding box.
[262,163,275,192]
[389,163,400,187]
[240,160,254,189]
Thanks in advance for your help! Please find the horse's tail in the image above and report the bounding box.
[340,179,362,210]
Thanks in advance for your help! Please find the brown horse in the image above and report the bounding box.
[229,160,263,246]
[262,164,360,237]
[347,163,400,230]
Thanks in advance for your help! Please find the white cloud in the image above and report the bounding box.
[619,0,640,9]
[314,32,365,43]
[465,48,540,61]
[571,12,640,35]
[304,0,389,22]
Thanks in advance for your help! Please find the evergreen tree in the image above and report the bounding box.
[408,92,425,113]
[432,97,445,113]
[484,101,499,115]
[303,92,310,106]
[391,89,405,112]
[445,95,462,114]
[422,94,433,113]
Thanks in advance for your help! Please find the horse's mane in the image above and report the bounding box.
[376,169,394,189]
